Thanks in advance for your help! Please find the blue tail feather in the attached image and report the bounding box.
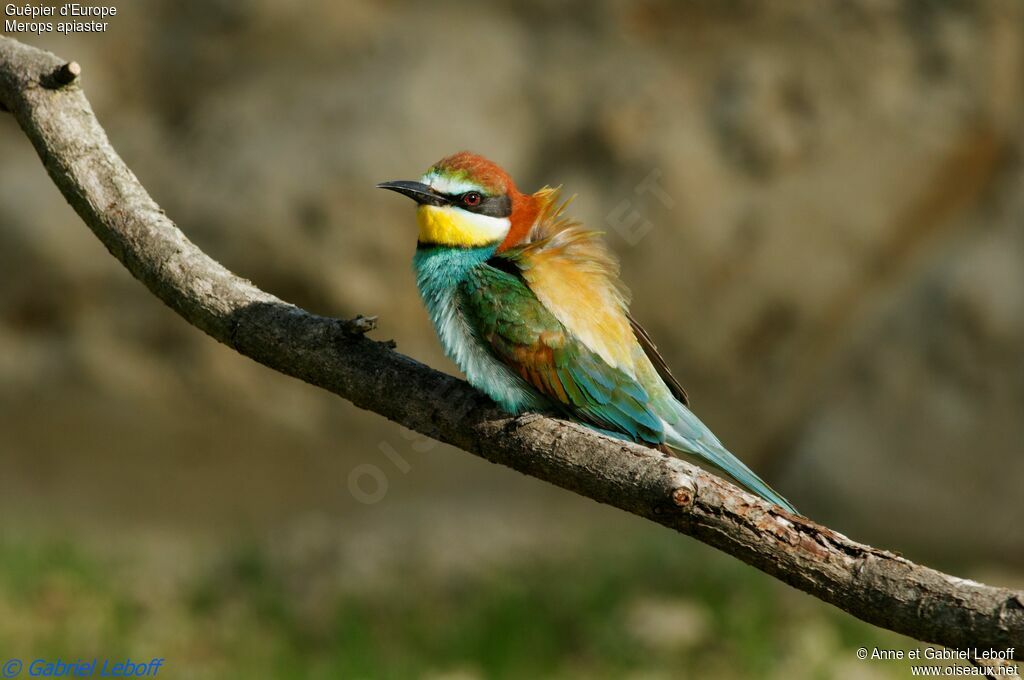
[665,427,798,514]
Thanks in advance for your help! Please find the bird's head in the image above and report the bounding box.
[377,152,541,251]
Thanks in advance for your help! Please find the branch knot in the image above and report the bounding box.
[44,61,81,88]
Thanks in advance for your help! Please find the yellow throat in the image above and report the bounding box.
[416,205,509,247]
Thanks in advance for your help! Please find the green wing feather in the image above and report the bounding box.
[459,262,664,445]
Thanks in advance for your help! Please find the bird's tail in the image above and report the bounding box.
[664,421,797,515]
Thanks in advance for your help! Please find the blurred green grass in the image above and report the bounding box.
[0,527,965,679]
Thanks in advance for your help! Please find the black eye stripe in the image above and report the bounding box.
[456,193,511,218]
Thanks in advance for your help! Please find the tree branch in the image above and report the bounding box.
[1,36,1021,652]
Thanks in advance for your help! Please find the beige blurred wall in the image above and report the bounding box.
[1,0,1022,564]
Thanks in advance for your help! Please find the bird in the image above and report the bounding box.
[377,152,797,514]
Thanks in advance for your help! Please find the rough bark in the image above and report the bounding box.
[1,36,1021,652]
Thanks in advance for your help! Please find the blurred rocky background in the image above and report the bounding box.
[1,0,1022,677]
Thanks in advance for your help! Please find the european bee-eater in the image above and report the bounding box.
[378,152,797,514]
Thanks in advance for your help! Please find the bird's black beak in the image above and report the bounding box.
[376,180,450,207]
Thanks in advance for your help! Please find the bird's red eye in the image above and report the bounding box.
[462,192,482,207]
